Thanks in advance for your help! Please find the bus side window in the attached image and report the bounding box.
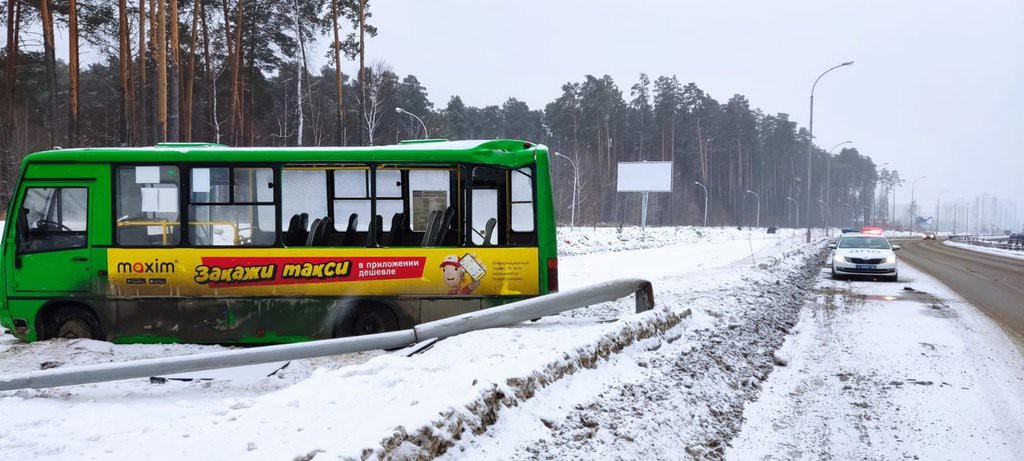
[115,165,180,246]
[332,169,371,246]
[470,166,504,246]
[508,167,537,246]
[18,187,88,253]
[281,168,327,246]
[407,169,451,246]
[189,167,276,246]
[510,168,535,233]
[374,168,403,246]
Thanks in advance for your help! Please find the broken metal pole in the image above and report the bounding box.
[0,278,655,391]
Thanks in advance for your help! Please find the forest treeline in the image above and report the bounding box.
[1,0,906,228]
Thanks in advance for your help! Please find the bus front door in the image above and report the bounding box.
[8,183,94,294]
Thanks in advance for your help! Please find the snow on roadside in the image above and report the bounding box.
[943,239,1024,260]
[0,226,822,460]
[557,225,804,256]
[729,264,1024,460]
[439,241,826,459]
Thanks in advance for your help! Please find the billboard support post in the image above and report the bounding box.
[641,192,649,229]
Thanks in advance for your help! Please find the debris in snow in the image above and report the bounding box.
[290,449,323,461]
[39,361,63,370]
[772,353,789,367]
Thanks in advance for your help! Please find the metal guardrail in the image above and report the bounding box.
[0,278,655,391]
[948,235,1024,252]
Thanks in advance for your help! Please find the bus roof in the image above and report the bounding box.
[22,139,546,168]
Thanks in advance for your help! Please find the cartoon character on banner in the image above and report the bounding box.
[439,254,485,295]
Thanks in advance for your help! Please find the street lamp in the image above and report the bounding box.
[395,107,428,139]
[554,152,579,229]
[806,61,854,243]
[695,181,709,227]
[935,189,949,234]
[825,140,852,236]
[910,176,926,234]
[745,189,760,228]
[786,196,799,227]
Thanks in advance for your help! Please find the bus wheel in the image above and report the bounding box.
[334,304,398,337]
[44,306,102,340]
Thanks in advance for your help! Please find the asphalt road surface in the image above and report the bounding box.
[898,238,1024,338]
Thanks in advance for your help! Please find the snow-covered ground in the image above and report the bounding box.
[0,226,819,460]
[4,225,1022,460]
[944,239,1024,261]
[729,263,1024,460]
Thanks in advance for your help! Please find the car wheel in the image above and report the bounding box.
[831,266,842,280]
[887,273,898,282]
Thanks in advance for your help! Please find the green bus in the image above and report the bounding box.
[0,139,558,344]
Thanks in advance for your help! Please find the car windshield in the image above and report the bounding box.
[838,236,891,249]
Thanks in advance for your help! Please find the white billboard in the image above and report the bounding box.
[616,161,673,192]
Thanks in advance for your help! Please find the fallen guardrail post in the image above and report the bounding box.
[0,278,654,391]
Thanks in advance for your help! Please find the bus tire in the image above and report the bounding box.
[333,303,399,337]
[43,305,103,340]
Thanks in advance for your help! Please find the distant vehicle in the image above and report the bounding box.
[829,233,899,282]
[1009,233,1024,242]
[860,226,884,235]
[922,232,936,240]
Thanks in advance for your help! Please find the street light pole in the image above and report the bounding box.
[695,181,709,227]
[554,152,579,229]
[745,189,760,228]
[825,140,852,236]
[910,176,926,234]
[787,196,799,227]
[395,107,428,139]
[806,61,854,243]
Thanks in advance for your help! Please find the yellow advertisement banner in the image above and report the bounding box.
[107,248,540,297]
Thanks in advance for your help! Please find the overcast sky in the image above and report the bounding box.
[314,0,1022,216]
[37,1,1022,219]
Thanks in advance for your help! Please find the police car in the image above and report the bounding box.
[829,233,900,282]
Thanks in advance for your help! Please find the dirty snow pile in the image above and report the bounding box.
[0,226,825,460]
[943,239,1024,260]
[442,234,824,460]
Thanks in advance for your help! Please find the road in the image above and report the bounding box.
[898,238,1024,338]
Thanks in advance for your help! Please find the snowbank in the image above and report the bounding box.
[943,239,1024,260]
[0,226,825,460]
